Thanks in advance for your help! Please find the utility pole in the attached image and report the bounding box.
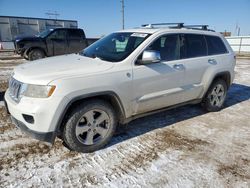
[121,0,125,29]
[237,27,241,36]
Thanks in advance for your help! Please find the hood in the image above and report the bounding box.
[13,54,114,85]
[15,36,42,43]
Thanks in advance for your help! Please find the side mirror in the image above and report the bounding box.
[138,50,161,65]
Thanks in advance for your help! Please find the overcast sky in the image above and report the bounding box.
[0,0,249,37]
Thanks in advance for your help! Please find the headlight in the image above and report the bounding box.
[19,84,56,98]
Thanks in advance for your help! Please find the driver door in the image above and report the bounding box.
[132,34,185,114]
[47,29,67,56]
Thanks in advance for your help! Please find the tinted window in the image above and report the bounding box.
[147,34,180,61]
[205,35,228,55]
[49,30,66,40]
[68,29,83,39]
[185,34,207,58]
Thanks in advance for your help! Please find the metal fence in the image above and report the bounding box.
[226,36,250,54]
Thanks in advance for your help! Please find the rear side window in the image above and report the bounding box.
[205,35,228,55]
[185,34,207,58]
[68,29,83,39]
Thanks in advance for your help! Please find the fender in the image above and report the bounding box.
[53,91,126,138]
[200,70,231,99]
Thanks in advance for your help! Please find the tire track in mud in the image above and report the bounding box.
[218,157,250,182]
[0,107,16,136]
[54,128,210,185]
[0,140,64,171]
[0,81,8,92]
[107,129,209,178]
[104,129,210,181]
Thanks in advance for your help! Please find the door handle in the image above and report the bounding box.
[173,64,184,70]
[208,59,217,65]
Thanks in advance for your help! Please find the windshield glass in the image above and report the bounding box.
[37,29,53,38]
[80,32,150,62]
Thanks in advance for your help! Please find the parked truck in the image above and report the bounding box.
[14,28,98,60]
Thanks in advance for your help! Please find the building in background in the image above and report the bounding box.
[220,31,231,37]
[0,16,78,41]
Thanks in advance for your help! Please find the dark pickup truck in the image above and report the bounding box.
[14,28,96,60]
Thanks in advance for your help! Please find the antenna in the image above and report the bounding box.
[121,0,125,29]
[45,10,60,20]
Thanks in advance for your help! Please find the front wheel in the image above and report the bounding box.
[202,79,228,112]
[63,100,117,153]
[28,49,45,60]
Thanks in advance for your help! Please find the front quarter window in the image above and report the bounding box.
[80,32,149,62]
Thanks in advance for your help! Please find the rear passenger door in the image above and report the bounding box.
[180,34,211,101]
[67,29,88,54]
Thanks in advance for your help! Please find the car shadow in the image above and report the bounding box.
[108,83,250,147]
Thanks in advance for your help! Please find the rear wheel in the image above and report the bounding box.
[63,100,117,153]
[28,49,45,60]
[202,79,227,112]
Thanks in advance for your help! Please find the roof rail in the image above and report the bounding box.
[141,23,214,32]
[141,23,184,28]
[183,25,209,30]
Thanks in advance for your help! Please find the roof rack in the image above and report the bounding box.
[141,23,215,32]
[141,23,184,28]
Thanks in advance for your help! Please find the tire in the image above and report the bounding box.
[28,49,45,61]
[62,100,117,153]
[202,79,228,112]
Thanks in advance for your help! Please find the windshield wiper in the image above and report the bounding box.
[80,52,109,61]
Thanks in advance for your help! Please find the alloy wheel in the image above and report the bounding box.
[75,109,110,145]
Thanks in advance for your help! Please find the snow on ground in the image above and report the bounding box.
[0,58,249,188]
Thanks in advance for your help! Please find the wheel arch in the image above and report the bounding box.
[55,91,126,136]
[25,46,47,57]
[210,71,231,90]
[202,71,231,99]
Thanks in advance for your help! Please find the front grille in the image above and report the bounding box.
[9,77,23,102]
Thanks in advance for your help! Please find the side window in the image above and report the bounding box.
[147,34,180,61]
[185,34,207,58]
[49,30,66,40]
[205,35,228,55]
[68,30,82,40]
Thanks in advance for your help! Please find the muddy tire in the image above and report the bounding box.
[202,79,228,112]
[63,100,117,153]
[28,49,45,61]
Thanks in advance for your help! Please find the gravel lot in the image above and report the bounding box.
[0,57,249,188]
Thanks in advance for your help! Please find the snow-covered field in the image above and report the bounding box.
[0,58,249,188]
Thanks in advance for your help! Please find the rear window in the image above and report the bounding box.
[185,34,207,58]
[205,35,228,55]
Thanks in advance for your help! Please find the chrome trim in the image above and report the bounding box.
[9,77,23,102]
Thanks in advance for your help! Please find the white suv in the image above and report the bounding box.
[4,23,235,152]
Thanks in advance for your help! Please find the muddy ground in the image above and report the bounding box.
[0,56,249,187]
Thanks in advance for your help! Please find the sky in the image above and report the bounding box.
[0,0,249,37]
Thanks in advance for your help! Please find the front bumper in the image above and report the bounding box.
[11,115,55,143]
[4,89,68,143]
[4,97,55,143]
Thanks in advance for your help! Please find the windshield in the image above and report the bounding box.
[80,32,150,62]
[37,29,53,38]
